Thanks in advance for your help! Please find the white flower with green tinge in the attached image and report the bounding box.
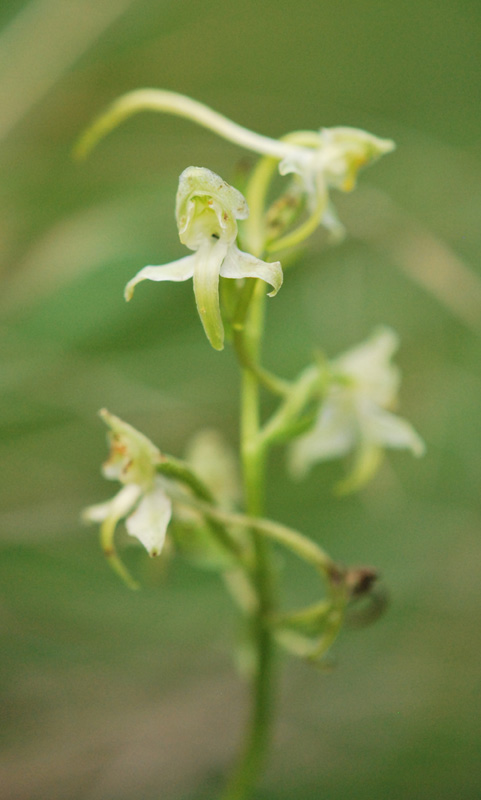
[83,409,171,561]
[124,166,283,350]
[75,90,395,238]
[289,328,425,492]
[278,126,395,231]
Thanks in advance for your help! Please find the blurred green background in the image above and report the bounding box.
[1,1,480,798]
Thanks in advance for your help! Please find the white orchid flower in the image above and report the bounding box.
[289,328,425,492]
[124,166,283,350]
[278,126,395,229]
[83,410,172,580]
[76,90,394,238]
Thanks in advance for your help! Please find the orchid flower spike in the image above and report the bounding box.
[83,410,172,586]
[125,167,283,350]
[288,328,425,493]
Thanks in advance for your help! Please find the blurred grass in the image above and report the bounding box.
[1,0,481,798]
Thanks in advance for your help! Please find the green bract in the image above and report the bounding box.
[125,167,283,350]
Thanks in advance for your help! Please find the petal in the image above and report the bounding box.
[99,409,161,487]
[363,405,426,456]
[83,484,141,525]
[84,484,142,591]
[176,167,248,224]
[288,395,356,479]
[278,153,326,211]
[320,202,346,242]
[124,255,196,301]
[220,244,283,297]
[192,239,228,351]
[320,127,395,191]
[125,480,172,556]
[278,155,304,179]
[335,443,383,495]
[335,327,400,407]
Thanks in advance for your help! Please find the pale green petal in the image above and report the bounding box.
[192,239,228,351]
[336,401,425,494]
[335,444,383,495]
[335,327,400,407]
[319,127,395,192]
[83,498,114,524]
[364,405,426,456]
[320,202,346,242]
[278,155,305,179]
[99,408,161,488]
[288,396,356,479]
[220,244,283,297]
[278,154,321,206]
[84,484,142,590]
[83,483,141,524]
[125,480,172,556]
[124,255,196,301]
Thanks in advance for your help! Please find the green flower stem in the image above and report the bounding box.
[156,457,246,563]
[230,280,290,396]
[240,155,278,256]
[220,138,326,793]
[259,364,322,447]
[168,482,349,665]
[270,599,332,628]
[73,89,308,164]
[163,488,338,580]
[219,278,275,800]
[232,319,290,397]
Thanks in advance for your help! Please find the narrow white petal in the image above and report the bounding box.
[125,481,172,556]
[220,245,283,297]
[363,406,426,456]
[278,156,304,178]
[320,202,346,241]
[124,255,196,300]
[83,484,141,524]
[83,499,113,524]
